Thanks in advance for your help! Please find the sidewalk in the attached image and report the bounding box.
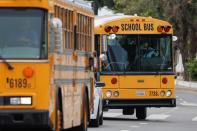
[175,79,197,89]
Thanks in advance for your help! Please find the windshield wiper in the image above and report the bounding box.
[0,55,14,70]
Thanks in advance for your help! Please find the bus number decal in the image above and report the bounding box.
[149,91,159,96]
[6,78,30,88]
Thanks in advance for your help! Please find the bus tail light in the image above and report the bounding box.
[112,26,119,33]
[23,67,34,78]
[111,78,117,84]
[164,26,171,32]
[157,26,164,32]
[162,77,168,84]
[104,26,112,33]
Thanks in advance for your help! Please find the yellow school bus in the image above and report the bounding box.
[0,0,95,130]
[94,15,176,120]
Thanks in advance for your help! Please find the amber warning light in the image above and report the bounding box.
[23,67,34,78]
[157,25,171,33]
[104,26,119,33]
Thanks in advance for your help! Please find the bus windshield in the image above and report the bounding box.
[0,8,47,59]
[101,34,172,72]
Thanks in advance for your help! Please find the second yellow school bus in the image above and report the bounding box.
[0,0,95,130]
[94,15,176,119]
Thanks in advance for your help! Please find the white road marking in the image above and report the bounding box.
[139,123,148,125]
[165,107,179,114]
[130,125,140,128]
[120,130,131,131]
[103,112,122,117]
[180,101,197,107]
[147,114,170,120]
[192,116,197,121]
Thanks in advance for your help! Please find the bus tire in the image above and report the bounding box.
[99,111,103,125]
[74,92,88,131]
[123,108,134,115]
[90,107,100,127]
[136,107,147,120]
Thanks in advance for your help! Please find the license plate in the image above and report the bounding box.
[6,78,32,88]
[136,90,145,96]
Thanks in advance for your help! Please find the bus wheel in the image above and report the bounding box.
[90,107,100,127]
[136,107,147,120]
[99,111,103,125]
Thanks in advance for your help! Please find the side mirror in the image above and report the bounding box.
[50,18,63,53]
[173,36,178,42]
[95,82,105,87]
[99,54,107,62]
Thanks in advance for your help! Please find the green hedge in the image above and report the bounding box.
[185,59,197,81]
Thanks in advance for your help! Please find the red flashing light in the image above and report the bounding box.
[104,26,112,33]
[162,77,168,84]
[112,26,119,33]
[157,26,164,32]
[111,78,117,84]
[164,26,171,32]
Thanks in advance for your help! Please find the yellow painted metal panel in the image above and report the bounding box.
[0,0,49,9]
[100,75,119,89]
[161,75,175,89]
[119,75,160,89]
[95,16,173,34]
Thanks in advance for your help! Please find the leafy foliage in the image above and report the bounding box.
[185,59,197,80]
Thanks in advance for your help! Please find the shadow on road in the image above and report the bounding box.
[103,117,171,123]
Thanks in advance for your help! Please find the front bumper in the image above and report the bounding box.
[103,98,176,109]
[0,109,50,128]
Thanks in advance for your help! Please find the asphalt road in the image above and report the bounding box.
[89,88,197,131]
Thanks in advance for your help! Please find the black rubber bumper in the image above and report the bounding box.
[103,99,176,109]
[0,109,50,128]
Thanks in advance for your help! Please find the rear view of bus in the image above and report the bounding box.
[94,15,176,120]
[0,0,49,129]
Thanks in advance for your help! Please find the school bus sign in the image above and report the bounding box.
[95,16,173,34]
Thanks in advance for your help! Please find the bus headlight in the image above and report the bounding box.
[166,90,172,97]
[114,91,119,97]
[106,91,112,98]
[10,97,32,105]
[160,91,165,97]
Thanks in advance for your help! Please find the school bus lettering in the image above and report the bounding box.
[144,23,154,31]
[121,23,154,31]
[121,23,142,31]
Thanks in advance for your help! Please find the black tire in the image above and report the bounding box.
[99,110,103,125]
[74,92,88,131]
[123,108,134,115]
[89,107,100,127]
[136,107,147,120]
